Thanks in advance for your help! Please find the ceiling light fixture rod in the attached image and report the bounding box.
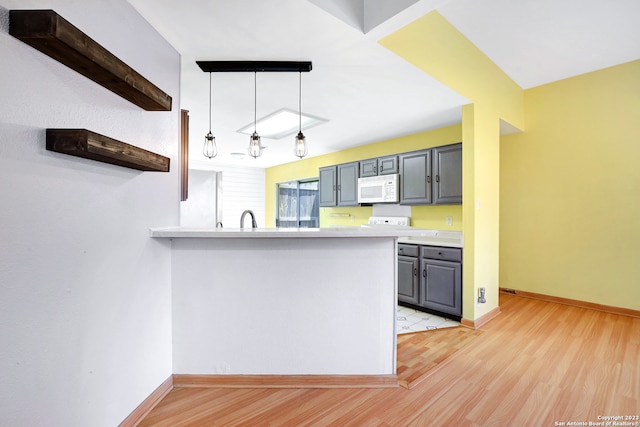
[294,70,308,159]
[196,61,312,73]
[203,72,218,159]
[299,71,302,131]
[248,71,263,159]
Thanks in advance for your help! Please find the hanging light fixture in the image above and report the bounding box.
[248,71,263,159]
[294,71,308,159]
[203,72,218,159]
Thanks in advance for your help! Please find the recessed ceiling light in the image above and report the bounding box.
[230,152,246,159]
[237,108,327,140]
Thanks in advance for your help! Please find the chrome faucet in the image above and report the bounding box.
[240,210,257,229]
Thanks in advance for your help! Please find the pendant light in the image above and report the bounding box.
[294,70,308,159]
[248,71,263,159]
[203,72,218,159]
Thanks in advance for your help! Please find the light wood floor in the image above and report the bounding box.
[139,293,640,426]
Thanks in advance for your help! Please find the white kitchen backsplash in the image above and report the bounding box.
[372,204,411,218]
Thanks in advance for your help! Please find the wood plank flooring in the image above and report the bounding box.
[396,326,484,389]
[138,293,640,426]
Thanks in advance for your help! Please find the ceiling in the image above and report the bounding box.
[124,0,640,169]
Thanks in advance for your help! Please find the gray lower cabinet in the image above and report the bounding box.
[319,162,359,207]
[398,244,420,305]
[398,244,462,318]
[398,256,419,305]
[421,258,462,317]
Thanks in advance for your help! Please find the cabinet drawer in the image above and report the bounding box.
[398,244,419,257]
[420,246,462,262]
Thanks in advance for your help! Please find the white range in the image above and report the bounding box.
[363,216,463,248]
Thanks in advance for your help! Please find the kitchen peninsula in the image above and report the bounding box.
[150,226,441,381]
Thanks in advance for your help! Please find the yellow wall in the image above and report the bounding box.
[380,11,524,321]
[460,104,502,320]
[379,11,524,131]
[500,60,640,310]
[265,124,463,229]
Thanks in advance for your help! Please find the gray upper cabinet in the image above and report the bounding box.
[399,143,461,205]
[319,166,337,207]
[359,155,398,177]
[319,143,459,208]
[319,162,359,207]
[359,158,378,178]
[378,155,398,175]
[337,162,359,206]
[433,143,462,204]
[399,149,432,205]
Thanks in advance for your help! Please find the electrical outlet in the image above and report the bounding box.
[478,287,486,304]
[446,216,453,226]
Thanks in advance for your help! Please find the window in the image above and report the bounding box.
[276,179,319,228]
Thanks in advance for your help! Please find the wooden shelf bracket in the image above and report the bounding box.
[9,9,173,111]
[46,129,170,172]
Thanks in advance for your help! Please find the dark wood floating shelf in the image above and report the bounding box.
[46,129,170,172]
[196,61,312,73]
[9,9,172,111]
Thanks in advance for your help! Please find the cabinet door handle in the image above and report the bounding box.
[438,252,443,256]
[414,267,417,276]
[436,175,440,182]
[422,269,427,278]
[337,184,341,191]
[427,176,431,184]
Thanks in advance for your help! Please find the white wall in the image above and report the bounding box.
[187,164,266,228]
[180,170,220,228]
[171,237,397,375]
[0,1,180,425]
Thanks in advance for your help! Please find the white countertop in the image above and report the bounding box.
[150,227,463,247]
[149,226,443,239]
[397,230,463,248]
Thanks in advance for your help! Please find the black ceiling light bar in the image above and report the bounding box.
[196,61,312,73]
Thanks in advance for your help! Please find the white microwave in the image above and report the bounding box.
[357,174,400,204]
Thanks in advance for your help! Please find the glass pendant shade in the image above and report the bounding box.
[248,131,263,158]
[294,131,308,158]
[203,132,217,159]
